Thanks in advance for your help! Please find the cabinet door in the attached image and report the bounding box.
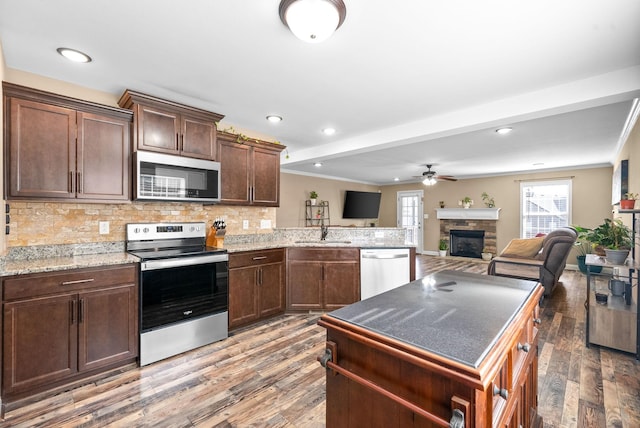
[259,262,285,318]
[181,115,217,160]
[8,98,76,199]
[218,139,251,204]
[3,293,78,395]
[78,284,138,372]
[287,261,323,311]
[323,260,360,310]
[228,266,260,329]
[77,112,131,200]
[252,146,281,206]
[135,104,180,154]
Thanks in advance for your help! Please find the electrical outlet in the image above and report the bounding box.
[99,221,109,235]
[260,219,271,229]
[243,220,249,230]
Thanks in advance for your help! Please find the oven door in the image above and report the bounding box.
[140,253,228,332]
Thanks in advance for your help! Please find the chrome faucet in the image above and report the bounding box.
[320,225,329,241]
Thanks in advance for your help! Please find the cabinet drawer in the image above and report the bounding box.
[287,247,359,261]
[3,264,137,301]
[229,248,284,269]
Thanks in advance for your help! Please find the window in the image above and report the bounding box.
[520,180,572,238]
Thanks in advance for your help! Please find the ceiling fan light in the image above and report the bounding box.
[279,0,346,43]
[422,177,437,186]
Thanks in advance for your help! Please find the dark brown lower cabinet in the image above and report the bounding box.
[1,264,138,403]
[319,282,542,427]
[228,249,285,329]
[286,248,360,312]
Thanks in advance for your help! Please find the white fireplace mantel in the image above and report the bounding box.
[436,208,501,220]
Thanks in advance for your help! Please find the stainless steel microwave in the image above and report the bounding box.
[133,151,221,203]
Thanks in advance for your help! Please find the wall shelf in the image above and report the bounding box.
[305,200,330,227]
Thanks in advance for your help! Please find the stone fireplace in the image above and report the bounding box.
[436,208,500,258]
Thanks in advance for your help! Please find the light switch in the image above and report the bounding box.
[260,219,272,229]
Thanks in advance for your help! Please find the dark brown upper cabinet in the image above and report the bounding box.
[118,90,224,161]
[3,82,132,202]
[217,132,285,207]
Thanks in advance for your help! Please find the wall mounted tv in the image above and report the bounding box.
[342,190,381,219]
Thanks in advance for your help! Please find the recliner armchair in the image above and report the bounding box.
[487,227,578,296]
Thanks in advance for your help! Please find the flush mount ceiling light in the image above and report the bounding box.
[279,0,347,43]
[56,47,92,63]
[495,127,513,135]
[266,115,283,123]
[322,127,336,135]
[314,162,323,167]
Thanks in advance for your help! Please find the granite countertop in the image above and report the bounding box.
[223,239,413,253]
[326,270,538,368]
[0,238,413,276]
[1,252,139,277]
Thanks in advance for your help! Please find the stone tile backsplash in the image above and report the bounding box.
[7,201,276,248]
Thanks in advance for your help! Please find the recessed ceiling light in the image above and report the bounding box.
[393,177,400,181]
[322,127,336,135]
[266,115,283,123]
[56,47,92,63]
[495,127,512,135]
[314,162,323,167]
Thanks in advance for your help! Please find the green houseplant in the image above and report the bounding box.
[309,191,318,205]
[580,218,633,265]
[438,239,448,256]
[572,225,602,274]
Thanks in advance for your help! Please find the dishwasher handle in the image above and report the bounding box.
[361,253,409,259]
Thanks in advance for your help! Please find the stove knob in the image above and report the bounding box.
[133,227,140,234]
[143,227,150,233]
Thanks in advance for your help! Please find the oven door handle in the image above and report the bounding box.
[141,254,228,271]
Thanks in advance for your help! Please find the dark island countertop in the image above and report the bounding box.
[326,270,538,368]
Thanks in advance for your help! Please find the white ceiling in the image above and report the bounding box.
[1,0,639,185]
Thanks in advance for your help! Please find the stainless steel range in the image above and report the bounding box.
[126,222,228,366]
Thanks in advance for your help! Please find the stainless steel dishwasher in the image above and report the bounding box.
[360,248,411,300]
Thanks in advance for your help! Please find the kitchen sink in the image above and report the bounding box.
[294,240,352,244]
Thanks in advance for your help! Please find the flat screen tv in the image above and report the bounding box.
[342,190,381,219]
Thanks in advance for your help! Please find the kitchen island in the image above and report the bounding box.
[318,270,543,427]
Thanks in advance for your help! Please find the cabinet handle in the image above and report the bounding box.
[77,172,82,193]
[69,171,74,193]
[252,256,268,261]
[533,318,541,325]
[78,299,84,323]
[493,385,508,399]
[61,278,95,286]
[517,342,531,353]
[70,300,76,324]
[259,268,263,286]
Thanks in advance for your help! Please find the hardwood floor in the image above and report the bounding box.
[1,255,638,427]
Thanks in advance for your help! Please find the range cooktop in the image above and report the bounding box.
[125,222,226,261]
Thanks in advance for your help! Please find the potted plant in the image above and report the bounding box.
[582,218,633,264]
[481,248,492,261]
[620,192,638,210]
[309,191,318,205]
[438,239,448,257]
[458,197,473,209]
[572,225,603,274]
[481,192,495,208]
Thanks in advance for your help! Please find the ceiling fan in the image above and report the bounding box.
[415,164,457,185]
